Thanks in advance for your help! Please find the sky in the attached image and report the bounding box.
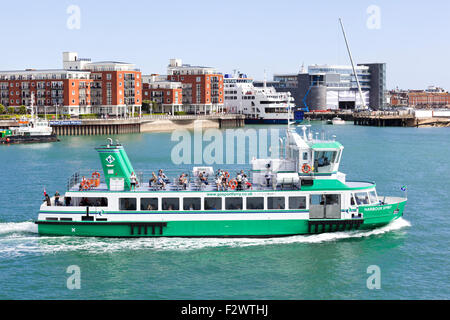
[0,0,449,90]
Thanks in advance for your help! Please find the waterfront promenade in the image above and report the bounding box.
[0,114,245,136]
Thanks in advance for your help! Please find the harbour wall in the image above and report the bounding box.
[0,115,245,136]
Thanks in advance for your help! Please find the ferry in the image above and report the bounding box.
[35,120,407,237]
[0,93,58,144]
[223,72,303,124]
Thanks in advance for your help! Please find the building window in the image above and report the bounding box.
[196,77,201,82]
[119,82,122,86]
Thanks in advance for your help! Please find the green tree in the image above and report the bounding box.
[7,107,15,115]
[0,104,5,114]
[18,105,27,115]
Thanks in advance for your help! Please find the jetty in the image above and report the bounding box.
[0,114,245,136]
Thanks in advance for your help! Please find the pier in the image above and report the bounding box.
[0,114,245,136]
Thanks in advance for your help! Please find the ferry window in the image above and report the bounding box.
[204,197,222,210]
[289,196,306,209]
[310,194,324,205]
[246,197,264,210]
[141,198,158,211]
[302,152,308,161]
[355,192,369,205]
[183,198,201,210]
[268,197,285,210]
[71,197,108,207]
[368,191,378,204]
[162,198,179,211]
[119,198,136,211]
[350,194,356,206]
[313,151,337,168]
[325,194,340,206]
[225,197,243,210]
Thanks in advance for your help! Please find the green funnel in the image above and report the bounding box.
[96,139,137,190]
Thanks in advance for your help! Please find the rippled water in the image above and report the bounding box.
[0,123,448,299]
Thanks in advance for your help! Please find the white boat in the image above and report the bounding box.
[331,117,346,125]
[223,72,298,124]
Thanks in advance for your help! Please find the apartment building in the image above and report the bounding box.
[0,52,142,117]
[142,74,182,114]
[166,59,224,114]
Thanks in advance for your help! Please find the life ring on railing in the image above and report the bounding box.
[6,138,10,143]
[80,177,89,190]
[224,171,230,179]
[91,171,101,179]
[229,179,238,190]
[301,163,312,174]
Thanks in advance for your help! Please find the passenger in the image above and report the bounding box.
[44,193,51,206]
[199,172,208,185]
[130,172,137,191]
[54,191,60,206]
[243,175,252,190]
[179,174,188,190]
[158,169,168,183]
[216,174,223,191]
[236,174,243,191]
[147,203,154,210]
[149,172,157,187]
[265,173,271,187]
[157,175,166,189]
[221,173,228,190]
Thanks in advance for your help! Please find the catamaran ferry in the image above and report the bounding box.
[35,124,406,237]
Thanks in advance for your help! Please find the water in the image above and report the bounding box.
[0,123,449,299]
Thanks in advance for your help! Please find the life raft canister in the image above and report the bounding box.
[301,163,312,174]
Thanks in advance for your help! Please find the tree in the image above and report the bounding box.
[18,105,27,115]
[7,107,15,115]
[0,104,5,114]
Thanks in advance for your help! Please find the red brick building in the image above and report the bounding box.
[390,87,450,108]
[166,59,224,114]
[142,74,183,114]
[0,52,142,117]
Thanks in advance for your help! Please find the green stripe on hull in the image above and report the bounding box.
[37,212,402,237]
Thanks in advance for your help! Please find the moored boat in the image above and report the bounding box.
[35,125,406,237]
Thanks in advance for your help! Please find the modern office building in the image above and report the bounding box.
[0,52,142,116]
[256,63,386,110]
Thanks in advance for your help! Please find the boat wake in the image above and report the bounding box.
[0,221,38,235]
[0,218,410,257]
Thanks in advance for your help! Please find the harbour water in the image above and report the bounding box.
[0,123,449,299]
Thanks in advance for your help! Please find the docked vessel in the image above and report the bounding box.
[330,117,346,125]
[35,120,406,237]
[0,94,58,144]
[223,72,303,124]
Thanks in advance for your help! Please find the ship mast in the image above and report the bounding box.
[339,18,367,110]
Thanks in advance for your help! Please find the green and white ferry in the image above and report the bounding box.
[35,126,407,237]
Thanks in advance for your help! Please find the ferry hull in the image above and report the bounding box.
[36,200,405,237]
[1,134,58,144]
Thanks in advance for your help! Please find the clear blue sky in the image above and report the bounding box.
[1,0,449,90]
